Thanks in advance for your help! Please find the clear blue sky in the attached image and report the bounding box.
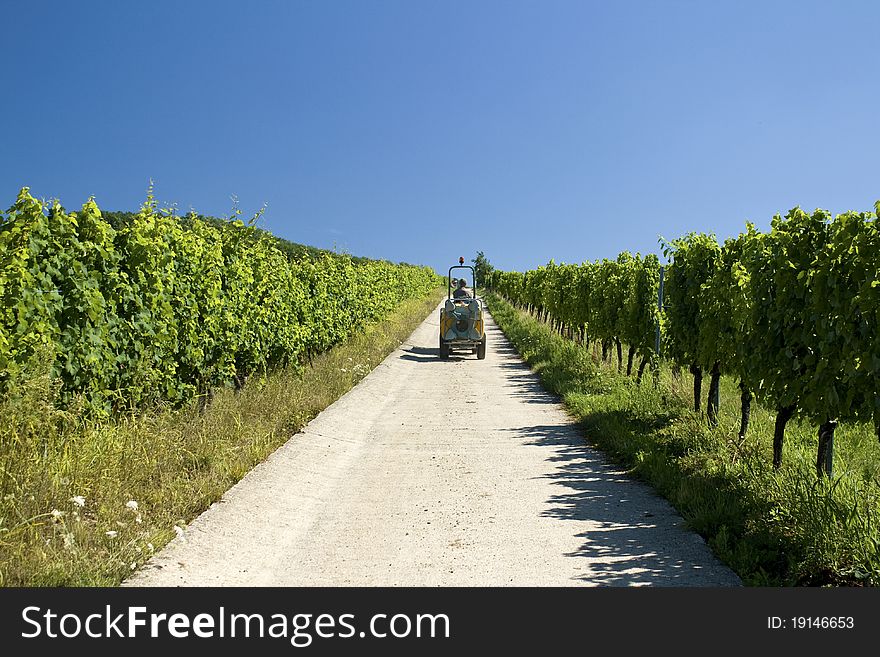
[2,0,879,275]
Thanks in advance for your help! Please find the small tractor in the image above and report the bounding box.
[439,257,487,359]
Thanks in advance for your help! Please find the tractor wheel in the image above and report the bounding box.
[439,337,449,358]
[477,337,487,360]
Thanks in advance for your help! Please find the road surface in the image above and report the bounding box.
[124,301,741,587]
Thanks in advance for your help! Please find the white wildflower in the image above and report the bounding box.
[105,530,118,538]
[51,509,65,521]
[147,543,154,552]
[71,495,86,507]
[125,500,139,512]
[63,533,75,550]
[130,562,137,570]
[135,513,143,524]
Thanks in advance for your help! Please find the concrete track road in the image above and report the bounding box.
[124,302,741,587]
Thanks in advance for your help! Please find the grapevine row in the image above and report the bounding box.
[487,204,880,476]
[0,188,439,414]
[488,254,661,382]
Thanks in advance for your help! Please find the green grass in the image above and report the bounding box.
[486,292,880,586]
[0,288,445,586]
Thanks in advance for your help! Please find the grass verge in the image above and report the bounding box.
[0,288,445,586]
[486,292,880,586]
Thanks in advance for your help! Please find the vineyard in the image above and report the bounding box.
[0,187,442,585]
[0,187,439,415]
[2,185,878,586]
[487,204,880,479]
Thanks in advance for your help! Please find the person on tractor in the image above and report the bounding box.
[453,278,472,299]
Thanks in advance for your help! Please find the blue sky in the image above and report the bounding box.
[2,0,879,274]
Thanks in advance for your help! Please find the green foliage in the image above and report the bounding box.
[734,207,876,424]
[487,199,880,469]
[0,188,439,415]
[103,209,378,265]
[700,229,756,380]
[471,251,494,289]
[486,254,661,365]
[660,232,720,370]
[622,253,661,362]
[591,255,628,343]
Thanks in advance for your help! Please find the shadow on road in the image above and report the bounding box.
[501,372,561,405]
[399,345,477,363]
[502,423,737,586]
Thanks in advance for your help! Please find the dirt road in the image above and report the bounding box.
[124,302,741,587]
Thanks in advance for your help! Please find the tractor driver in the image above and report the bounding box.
[453,278,472,299]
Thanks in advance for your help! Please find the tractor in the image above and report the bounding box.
[439,257,487,359]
